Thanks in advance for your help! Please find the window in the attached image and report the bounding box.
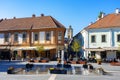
[14,32,18,42]
[34,33,39,41]
[58,31,62,41]
[91,35,96,43]
[46,32,51,41]
[117,34,120,42]
[101,35,106,42]
[4,33,9,42]
[22,32,27,42]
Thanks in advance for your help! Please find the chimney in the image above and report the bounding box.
[115,8,120,14]
[13,17,16,19]
[41,13,44,17]
[89,22,93,25]
[101,13,105,18]
[5,18,7,20]
[32,14,36,17]
[0,19,3,22]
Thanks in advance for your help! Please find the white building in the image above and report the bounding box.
[81,8,120,60]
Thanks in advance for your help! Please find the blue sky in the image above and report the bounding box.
[0,0,120,36]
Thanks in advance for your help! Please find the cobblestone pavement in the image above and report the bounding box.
[0,61,120,80]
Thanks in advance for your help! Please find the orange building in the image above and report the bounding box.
[0,14,66,60]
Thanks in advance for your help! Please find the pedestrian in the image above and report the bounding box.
[82,61,89,75]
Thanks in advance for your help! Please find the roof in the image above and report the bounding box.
[86,13,120,29]
[0,15,65,31]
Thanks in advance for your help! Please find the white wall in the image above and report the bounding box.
[113,28,120,47]
[87,28,120,48]
[81,30,89,58]
[0,33,4,44]
[88,29,111,48]
[81,30,88,48]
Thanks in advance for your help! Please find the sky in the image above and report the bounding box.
[0,0,120,36]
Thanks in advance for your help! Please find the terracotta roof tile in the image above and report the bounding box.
[0,16,65,31]
[86,13,120,29]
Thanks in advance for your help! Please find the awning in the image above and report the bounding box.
[13,46,56,51]
[85,48,105,51]
[85,47,119,51]
[13,47,36,50]
[103,47,118,51]
[0,47,7,49]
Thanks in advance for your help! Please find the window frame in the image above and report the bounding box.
[91,35,96,43]
[101,35,106,42]
[22,32,27,42]
[58,31,62,41]
[34,32,39,41]
[4,33,9,42]
[14,32,18,42]
[46,32,51,41]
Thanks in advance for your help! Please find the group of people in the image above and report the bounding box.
[82,62,94,75]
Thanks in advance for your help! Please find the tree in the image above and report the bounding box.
[36,46,44,57]
[71,39,81,61]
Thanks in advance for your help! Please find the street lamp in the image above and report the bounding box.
[8,42,12,62]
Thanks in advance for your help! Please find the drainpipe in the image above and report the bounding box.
[110,29,113,47]
[29,25,33,47]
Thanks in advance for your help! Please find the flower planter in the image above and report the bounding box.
[110,62,120,66]
[49,68,67,74]
[77,61,86,64]
[70,61,76,64]
[7,67,15,74]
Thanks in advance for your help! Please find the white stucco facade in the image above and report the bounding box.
[81,27,120,60]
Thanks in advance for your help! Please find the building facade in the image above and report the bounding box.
[0,14,66,60]
[81,9,120,60]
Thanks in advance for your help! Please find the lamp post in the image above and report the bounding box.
[61,50,64,68]
[8,42,12,62]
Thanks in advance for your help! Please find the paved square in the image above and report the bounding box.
[0,61,120,80]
